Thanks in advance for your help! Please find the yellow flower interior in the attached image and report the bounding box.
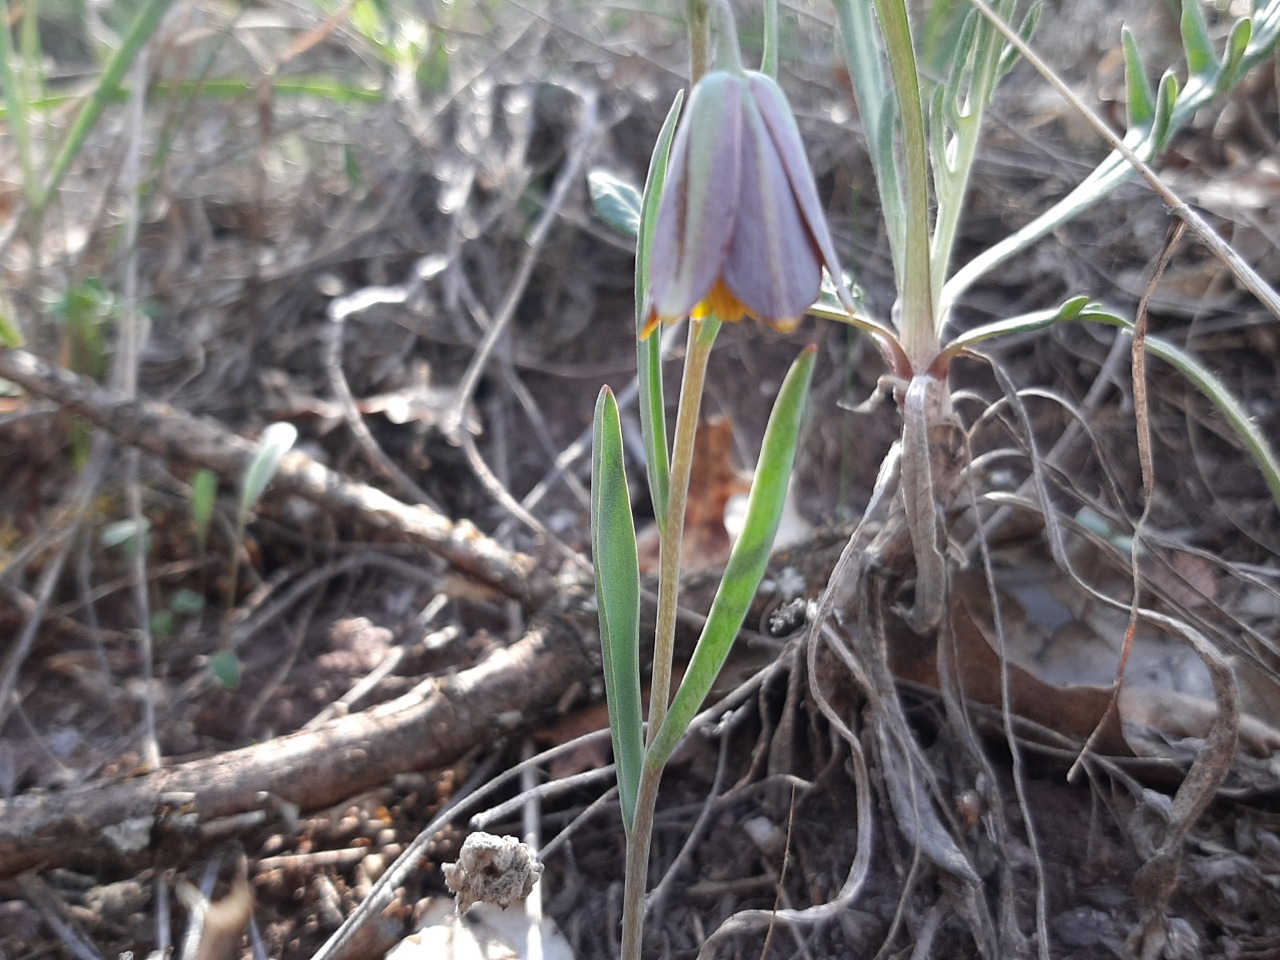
[692,277,749,323]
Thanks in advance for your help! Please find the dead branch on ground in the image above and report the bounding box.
[0,347,554,610]
[0,606,596,879]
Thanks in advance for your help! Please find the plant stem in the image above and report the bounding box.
[619,759,661,960]
[686,0,710,81]
[620,317,716,960]
[872,0,937,370]
[646,317,716,743]
[762,0,778,78]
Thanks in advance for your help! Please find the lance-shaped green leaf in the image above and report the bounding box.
[636,91,684,527]
[1216,15,1254,93]
[647,345,816,769]
[239,422,298,521]
[1181,0,1218,78]
[588,170,642,239]
[591,387,644,830]
[1122,27,1155,129]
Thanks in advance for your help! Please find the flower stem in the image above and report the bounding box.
[762,0,778,78]
[686,0,711,82]
[647,317,716,742]
[620,317,717,960]
[872,0,937,370]
[619,760,661,960]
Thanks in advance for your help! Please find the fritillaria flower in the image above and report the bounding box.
[643,64,852,337]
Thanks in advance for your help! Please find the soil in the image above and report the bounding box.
[1,1,1279,958]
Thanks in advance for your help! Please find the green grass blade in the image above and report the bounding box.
[635,90,683,527]
[591,387,644,831]
[239,422,297,521]
[34,0,174,212]
[191,468,218,554]
[647,345,816,769]
[0,0,37,205]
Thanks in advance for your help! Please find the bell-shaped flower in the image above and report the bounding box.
[643,65,852,337]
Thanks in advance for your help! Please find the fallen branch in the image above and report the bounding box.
[0,608,596,879]
[0,347,554,610]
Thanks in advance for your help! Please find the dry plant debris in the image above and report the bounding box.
[442,833,544,916]
[0,0,1277,958]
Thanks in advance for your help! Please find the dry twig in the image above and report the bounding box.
[0,347,554,609]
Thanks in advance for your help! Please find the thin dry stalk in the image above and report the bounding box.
[444,83,600,441]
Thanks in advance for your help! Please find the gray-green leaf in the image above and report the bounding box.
[591,387,644,830]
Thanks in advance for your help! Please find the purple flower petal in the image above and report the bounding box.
[722,89,822,325]
[746,72,853,312]
[647,73,743,322]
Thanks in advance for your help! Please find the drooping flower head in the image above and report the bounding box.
[643,39,852,337]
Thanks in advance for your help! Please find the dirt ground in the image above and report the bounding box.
[1,1,1279,958]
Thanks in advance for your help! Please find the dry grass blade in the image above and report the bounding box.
[326,286,447,513]
[1070,219,1190,780]
[0,2,1276,956]
[443,83,600,442]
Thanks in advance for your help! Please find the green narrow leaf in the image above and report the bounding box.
[239,421,297,520]
[1122,27,1155,129]
[995,2,1040,79]
[635,90,684,526]
[941,297,1084,356]
[834,0,905,276]
[591,387,644,831]
[648,346,816,769]
[191,468,218,553]
[1180,0,1218,77]
[1151,70,1180,153]
[587,170,642,239]
[1219,17,1253,90]
[35,0,175,212]
[0,0,36,205]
